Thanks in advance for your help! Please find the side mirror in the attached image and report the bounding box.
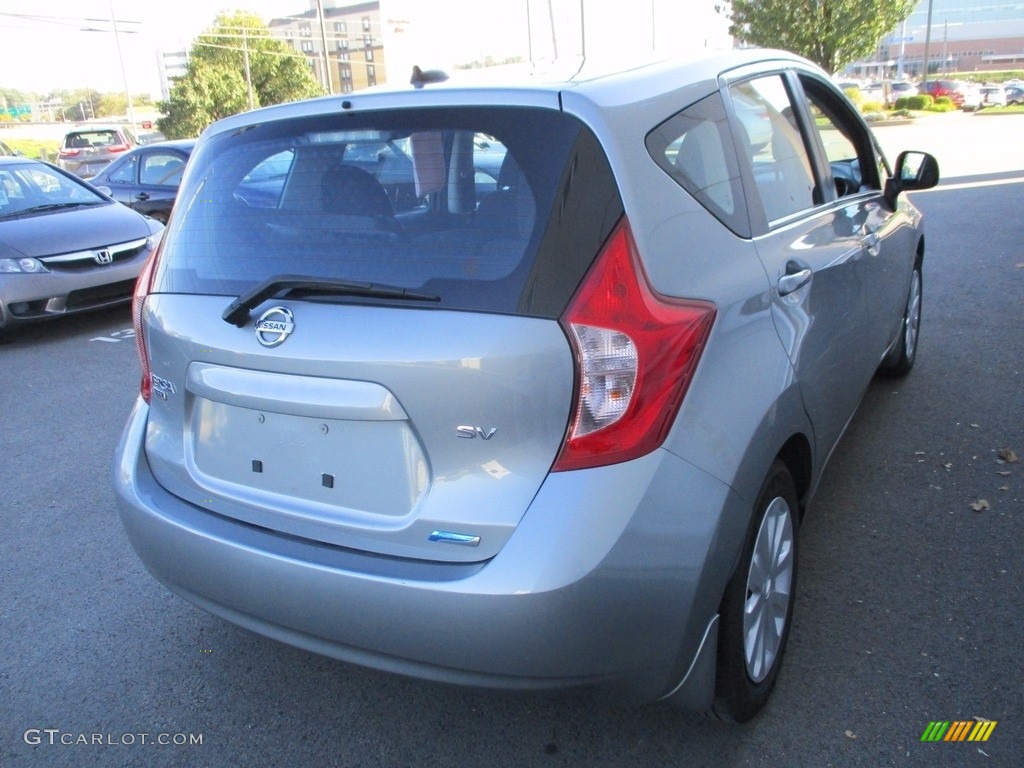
[884,151,939,207]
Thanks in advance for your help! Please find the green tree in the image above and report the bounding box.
[158,12,321,139]
[722,0,916,74]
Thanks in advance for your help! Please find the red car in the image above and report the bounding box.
[919,79,966,107]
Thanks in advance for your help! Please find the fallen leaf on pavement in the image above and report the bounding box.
[969,499,991,512]
[997,448,1018,463]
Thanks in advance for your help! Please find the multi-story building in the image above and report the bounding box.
[883,0,1024,76]
[157,49,190,101]
[271,2,385,94]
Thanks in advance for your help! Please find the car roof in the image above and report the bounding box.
[63,125,130,133]
[201,48,823,139]
[129,138,196,151]
[0,155,42,167]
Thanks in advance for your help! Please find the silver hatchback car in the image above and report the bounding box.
[114,49,938,721]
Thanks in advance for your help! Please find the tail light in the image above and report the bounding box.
[553,218,715,472]
[132,246,162,404]
[108,144,129,153]
[59,149,81,157]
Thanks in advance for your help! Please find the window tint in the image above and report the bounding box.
[154,108,623,318]
[140,152,187,186]
[729,76,816,223]
[108,155,138,184]
[65,130,122,149]
[646,91,748,237]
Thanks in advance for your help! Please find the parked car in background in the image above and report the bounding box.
[979,85,1007,108]
[55,125,139,179]
[88,140,195,224]
[959,83,1006,111]
[890,80,918,98]
[0,157,162,336]
[114,49,938,723]
[1005,85,1024,105]
[919,79,966,107]
[960,83,984,111]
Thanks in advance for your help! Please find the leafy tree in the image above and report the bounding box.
[158,12,322,139]
[722,0,917,74]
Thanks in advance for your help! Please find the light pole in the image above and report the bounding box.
[315,0,334,93]
[82,5,140,128]
[109,0,136,130]
[921,0,934,86]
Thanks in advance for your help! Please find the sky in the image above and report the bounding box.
[0,1,309,96]
[0,1,730,100]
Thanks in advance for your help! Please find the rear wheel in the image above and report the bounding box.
[712,460,798,723]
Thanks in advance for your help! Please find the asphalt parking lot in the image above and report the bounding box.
[1,111,1022,767]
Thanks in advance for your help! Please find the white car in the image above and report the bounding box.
[979,85,1007,107]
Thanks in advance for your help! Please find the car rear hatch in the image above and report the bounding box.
[138,103,625,563]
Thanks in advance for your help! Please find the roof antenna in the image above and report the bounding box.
[410,65,449,89]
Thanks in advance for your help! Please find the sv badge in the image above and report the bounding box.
[456,425,498,440]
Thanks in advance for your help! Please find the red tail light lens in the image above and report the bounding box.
[553,218,715,472]
[59,149,81,157]
[108,144,129,153]
[132,247,161,404]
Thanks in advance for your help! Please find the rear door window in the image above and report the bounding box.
[155,107,623,318]
[139,151,187,187]
[727,75,818,224]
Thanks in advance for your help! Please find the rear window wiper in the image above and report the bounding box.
[223,274,440,327]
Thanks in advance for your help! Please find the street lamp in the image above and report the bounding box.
[109,0,135,129]
[82,3,139,129]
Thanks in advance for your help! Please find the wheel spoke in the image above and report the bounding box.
[905,270,921,358]
[742,495,795,683]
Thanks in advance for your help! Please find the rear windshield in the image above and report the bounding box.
[63,130,128,149]
[153,106,623,317]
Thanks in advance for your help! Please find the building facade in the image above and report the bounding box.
[883,0,1024,77]
[270,1,385,94]
[157,49,190,102]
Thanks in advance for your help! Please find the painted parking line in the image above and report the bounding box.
[90,328,135,343]
[916,175,1024,193]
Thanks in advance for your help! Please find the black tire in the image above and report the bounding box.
[712,460,799,723]
[878,263,922,377]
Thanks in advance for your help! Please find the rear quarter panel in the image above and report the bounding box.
[561,87,812,510]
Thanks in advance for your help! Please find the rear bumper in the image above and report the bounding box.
[113,397,748,705]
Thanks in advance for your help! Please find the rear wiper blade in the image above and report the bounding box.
[223,274,440,327]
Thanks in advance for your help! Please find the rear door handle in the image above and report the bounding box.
[778,260,812,296]
[135,192,150,201]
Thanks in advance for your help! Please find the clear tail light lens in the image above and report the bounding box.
[553,218,715,472]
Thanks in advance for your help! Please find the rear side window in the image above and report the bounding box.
[646,91,749,237]
[156,107,622,318]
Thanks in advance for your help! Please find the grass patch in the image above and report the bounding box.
[974,103,1024,115]
[4,138,61,161]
